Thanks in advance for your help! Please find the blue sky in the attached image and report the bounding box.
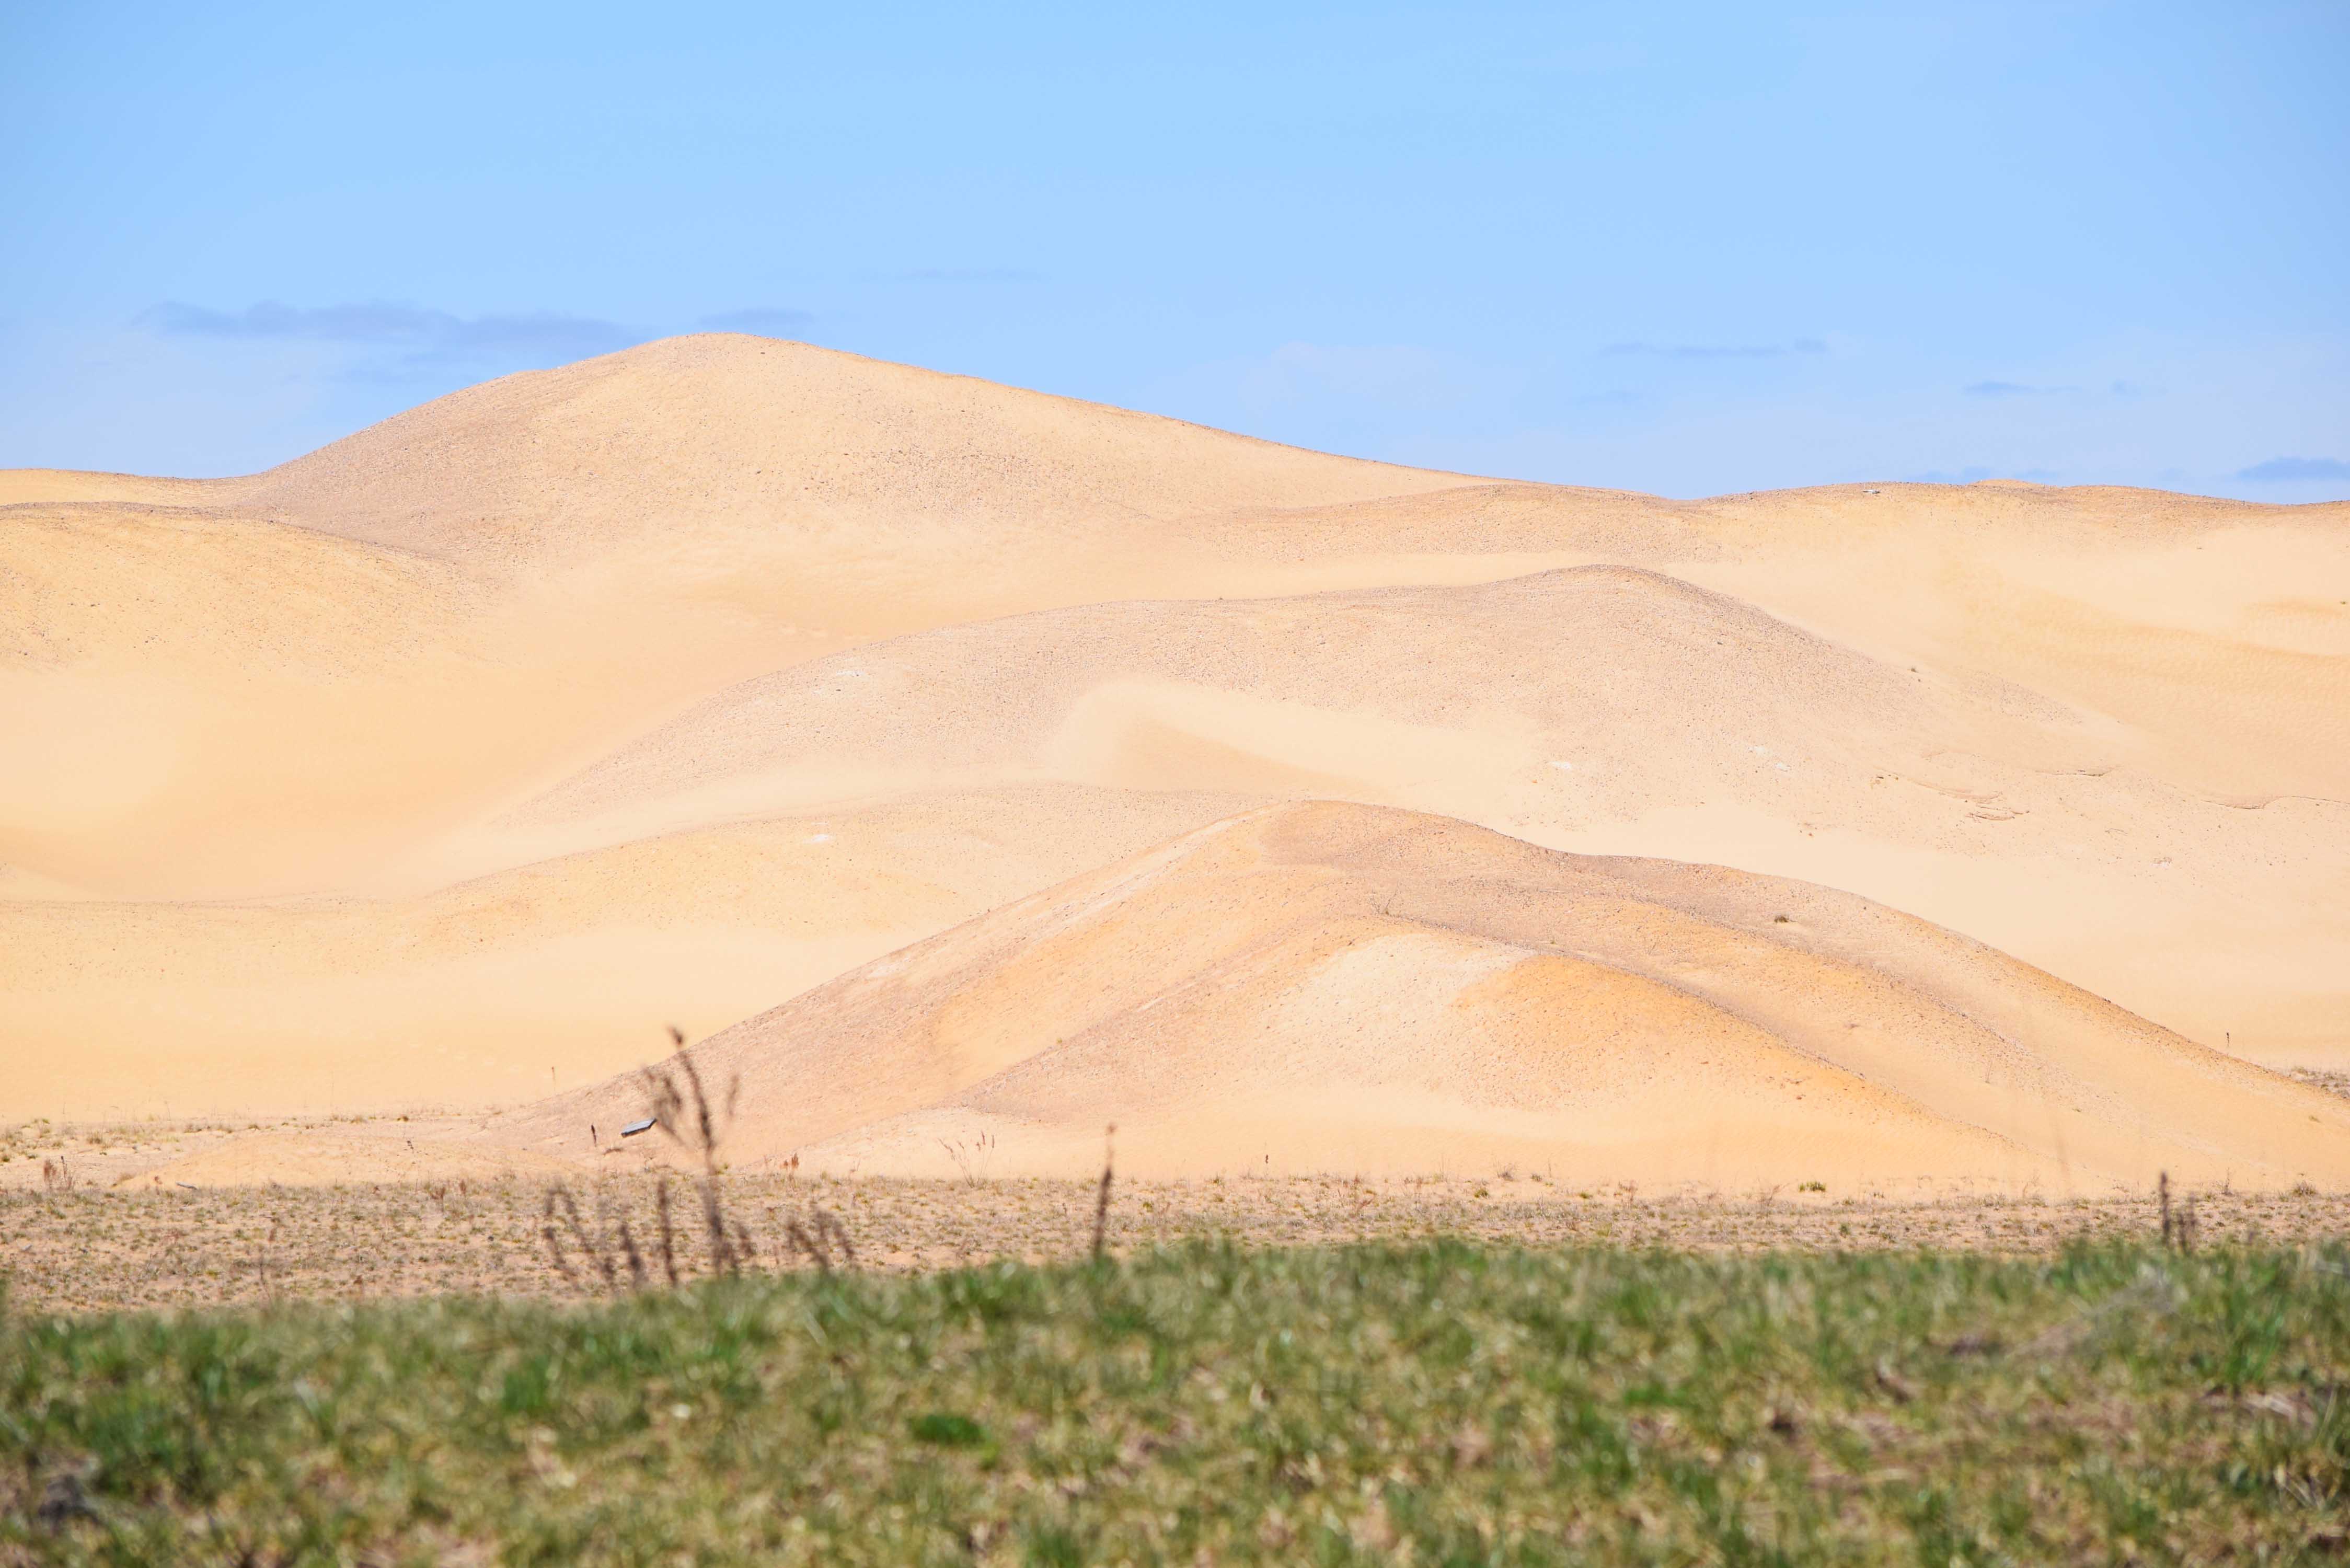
[3,1,2345,498]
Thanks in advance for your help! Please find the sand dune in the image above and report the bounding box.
[0,786,1251,1119]
[4,333,2346,1152]
[496,803,2349,1191]
[0,338,1589,900]
[234,335,1479,572]
[0,499,497,896]
[493,566,2347,1074]
[509,566,2103,843]
[0,469,216,507]
[9,336,2340,897]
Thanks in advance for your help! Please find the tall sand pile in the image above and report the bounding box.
[497,803,2350,1191]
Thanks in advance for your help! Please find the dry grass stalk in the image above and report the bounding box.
[538,1026,867,1290]
[538,1185,661,1295]
[257,1219,280,1306]
[655,1175,680,1287]
[1092,1122,1117,1263]
[613,1208,649,1291]
[2157,1171,2201,1254]
[542,1185,618,1293]
[640,1025,745,1277]
[939,1131,997,1186]
[782,1209,855,1275]
[539,1206,579,1288]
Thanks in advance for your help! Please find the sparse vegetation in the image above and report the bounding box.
[6,1240,2348,1564]
[4,1124,2347,1560]
[9,1169,2350,1317]
[940,1132,999,1187]
[2293,1068,2350,1102]
[540,1035,862,1296]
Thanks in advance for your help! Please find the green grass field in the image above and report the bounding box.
[6,1240,2347,1565]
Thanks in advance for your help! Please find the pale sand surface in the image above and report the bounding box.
[491,802,2350,1192]
[483,566,2347,1071]
[4,335,2346,1183]
[0,786,1251,1117]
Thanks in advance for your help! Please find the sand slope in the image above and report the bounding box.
[498,803,2349,1191]
[494,566,2348,1074]
[234,335,1479,572]
[4,333,2346,1135]
[9,336,2340,898]
[0,338,1585,901]
[0,786,1253,1117]
[0,499,502,895]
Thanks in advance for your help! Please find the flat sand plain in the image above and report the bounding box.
[4,335,2345,1197]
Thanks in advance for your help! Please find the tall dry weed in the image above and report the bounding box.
[540,1027,854,1292]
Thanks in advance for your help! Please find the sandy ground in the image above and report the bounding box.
[4,1140,2342,1316]
[5,335,2346,1187]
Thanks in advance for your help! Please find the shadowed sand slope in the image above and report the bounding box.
[498,803,2350,1192]
[498,566,2349,1073]
[511,565,2097,840]
[0,500,501,895]
[0,786,1254,1119]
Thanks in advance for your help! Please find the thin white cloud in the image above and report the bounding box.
[141,301,645,361]
[2237,456,2350,482]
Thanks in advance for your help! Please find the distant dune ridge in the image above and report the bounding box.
[4,334,2346,1187]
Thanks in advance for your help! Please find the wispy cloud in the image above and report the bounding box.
[141,301,645,361]
[698,308,813,337]
[2236,455,2350,482]
[1602,338,1826,360]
